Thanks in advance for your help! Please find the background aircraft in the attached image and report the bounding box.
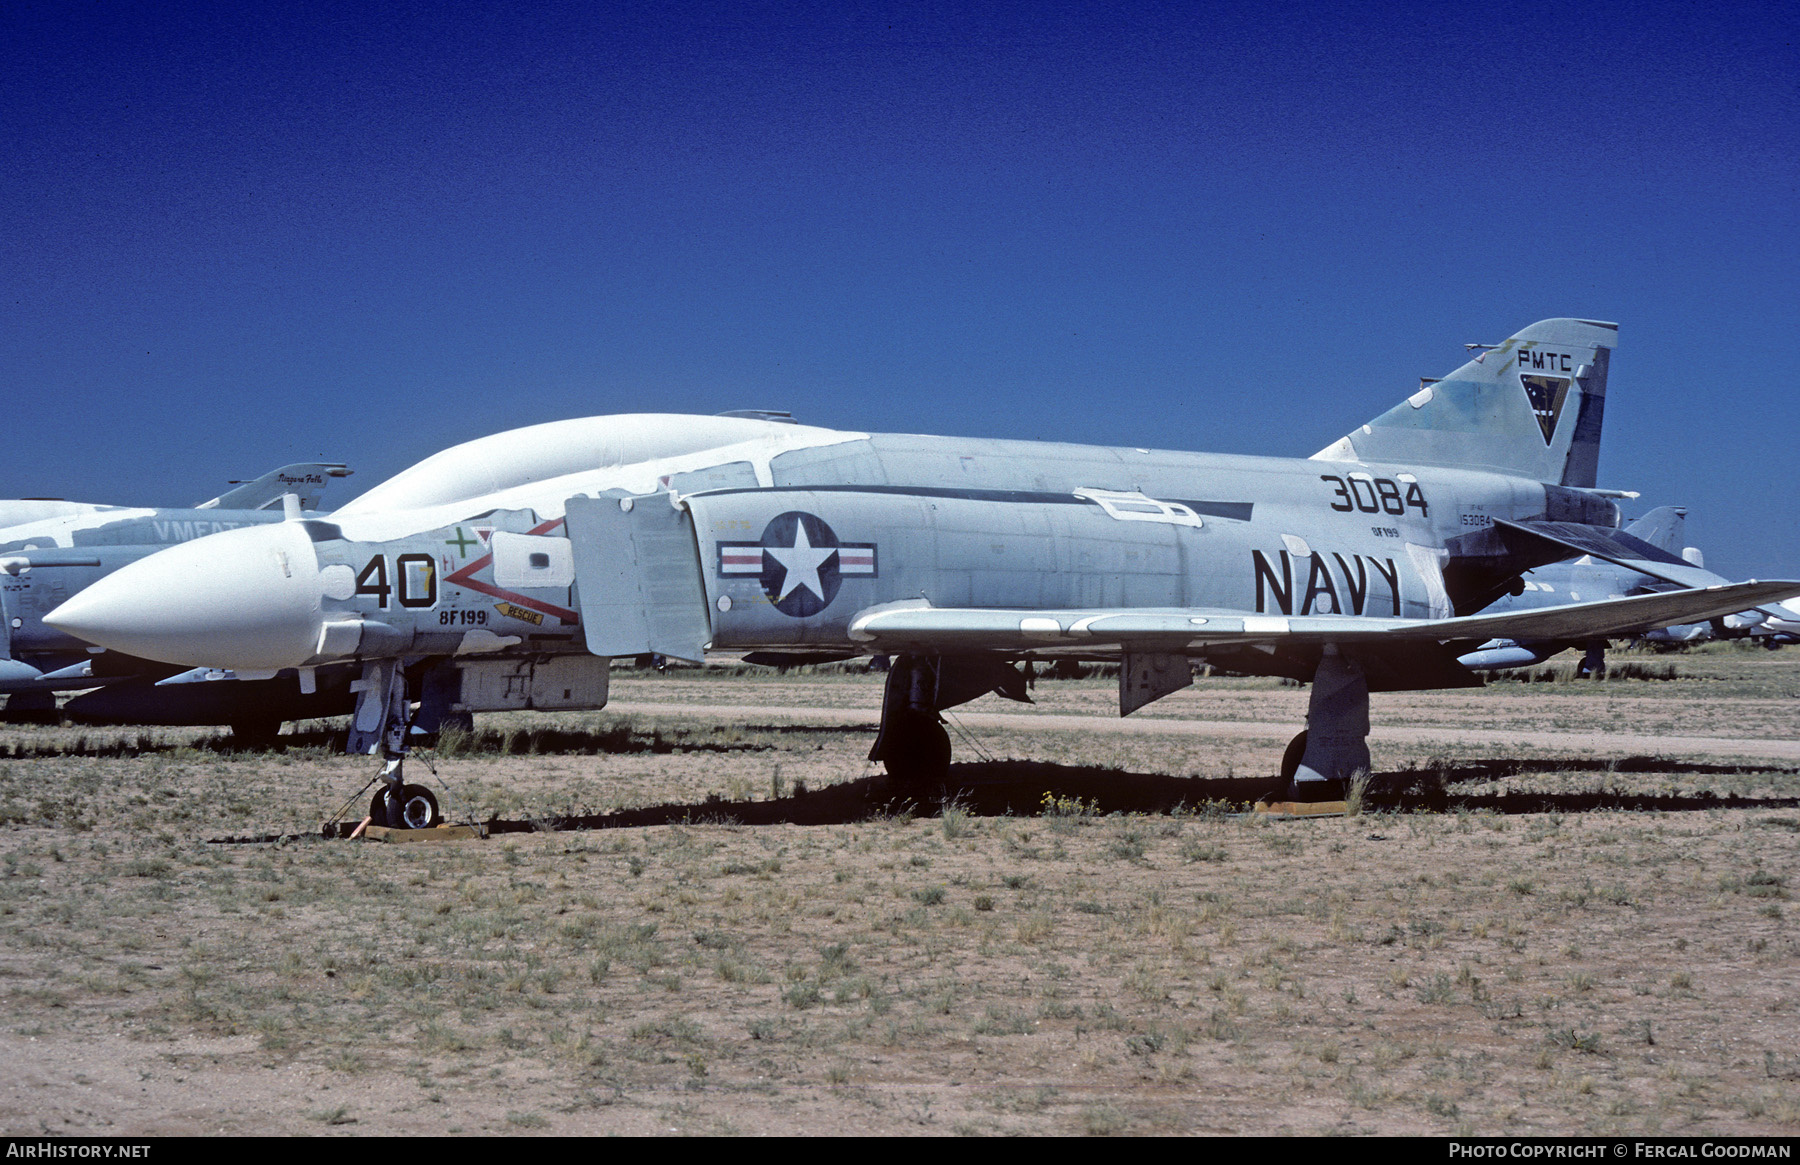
[1459,506,1706,671]
[0,463,346,533]
[0,463,352,730]
[1756,597,1800,644]
[1458,507,1792,672]
[45,320,1800,824]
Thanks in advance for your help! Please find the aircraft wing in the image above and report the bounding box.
[847,579,1800,654]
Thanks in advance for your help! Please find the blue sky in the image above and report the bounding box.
[4,1,1795,576]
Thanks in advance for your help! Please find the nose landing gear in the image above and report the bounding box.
[369,769,442,830]
[332,660,449,834]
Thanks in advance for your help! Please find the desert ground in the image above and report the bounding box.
[0,644,1795,1136]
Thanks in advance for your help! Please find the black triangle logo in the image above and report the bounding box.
[1520,374,1571,444]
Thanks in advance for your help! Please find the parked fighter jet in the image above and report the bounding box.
[0,463,352,729]
[0,462,347,538]
[1455,506,1711,671]
[1457,508,1794,670]
[45,320,1800,826]
[1759,597,1800,644]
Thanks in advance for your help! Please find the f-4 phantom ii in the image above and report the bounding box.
[45,319,1800,824]
[0,462,353,732]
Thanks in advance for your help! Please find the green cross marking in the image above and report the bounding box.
[445,527,477,557]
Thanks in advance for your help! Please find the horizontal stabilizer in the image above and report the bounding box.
[1497,519,1730,589]
[847,580,1800,655]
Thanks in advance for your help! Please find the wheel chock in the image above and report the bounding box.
[359,823,488,843]
[1253,799,1349,819]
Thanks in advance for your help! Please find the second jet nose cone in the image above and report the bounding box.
[44,522,328,669]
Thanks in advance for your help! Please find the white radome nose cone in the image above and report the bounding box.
[44,522,327,669]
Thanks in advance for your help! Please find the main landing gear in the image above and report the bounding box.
[229,717,283,750]
[873,648,1375,804]
[870,656,953,787]
[1279,645,1372,803]
[1576,639,1608,680]
[877,706,953,787]
[869,654,1032,787]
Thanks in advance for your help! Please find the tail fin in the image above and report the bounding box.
[1623,506,1687,555]
[196,463,353,511]
[1313,319,1618,486]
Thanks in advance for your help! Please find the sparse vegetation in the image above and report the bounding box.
[0,649,1795,1134]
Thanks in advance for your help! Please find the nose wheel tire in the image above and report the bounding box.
[370,784,441,829]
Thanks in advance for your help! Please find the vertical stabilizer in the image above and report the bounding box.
[1623,506,1687,555]
[197,463,353,511]
[1313,319,1617,486]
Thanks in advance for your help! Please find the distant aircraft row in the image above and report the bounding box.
[10,318,1797,826]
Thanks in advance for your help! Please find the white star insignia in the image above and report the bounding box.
[765,520,838,603]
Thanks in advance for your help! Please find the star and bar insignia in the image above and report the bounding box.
[717,511,877,617]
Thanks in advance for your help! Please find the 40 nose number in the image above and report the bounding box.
[354,554,437,609]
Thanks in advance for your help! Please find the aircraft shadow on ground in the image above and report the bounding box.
[484,761,1278,833]
[10,726,1791,826]
[1373,756,1800,815]
[479,755,1800,833]
[0,723,799,759]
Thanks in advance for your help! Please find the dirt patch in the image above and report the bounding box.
[0,647,1796,1135]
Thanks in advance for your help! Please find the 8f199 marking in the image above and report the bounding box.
[1320,475,1427,517]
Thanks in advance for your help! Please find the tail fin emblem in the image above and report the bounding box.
[1520,374,1571,444]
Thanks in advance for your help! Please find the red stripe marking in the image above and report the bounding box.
[444,516,581,624]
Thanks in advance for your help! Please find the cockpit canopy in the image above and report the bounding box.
[336,414,808,514]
